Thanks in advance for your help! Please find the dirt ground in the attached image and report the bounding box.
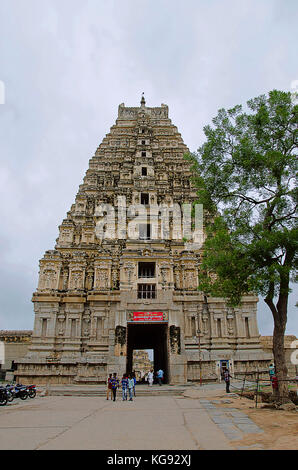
[183,385,298,450]
[216,395,298,450]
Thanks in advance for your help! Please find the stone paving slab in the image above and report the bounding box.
[228,411,247,417]
[237,424,264,433]
[211,416,234,424]
[208,411,226,415]
[217,423,240,432]
[199,398,264,440]
[233,417,255,423]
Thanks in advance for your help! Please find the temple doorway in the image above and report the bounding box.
[132,349,154,383]
[126,323,169,383]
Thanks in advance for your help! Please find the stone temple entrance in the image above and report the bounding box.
[126,323,169,383]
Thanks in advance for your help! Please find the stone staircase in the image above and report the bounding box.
[43,384,192,397]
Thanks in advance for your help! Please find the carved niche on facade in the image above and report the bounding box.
[183,268,197,290]
[42,269,56,290]
[57,314,66,336]
[169,326,181,355]
[173,264,181,289]
[58,227,74,246]
[93,260,111,291]
[201,311,209,335]
[123,262,134,285]
[112,266,120,289]
[115,325,127,357]
[201,298,210,335]
[61,267,69,291]
[84,266,94,291]
[69,268,85,290]
[159,263,170,288]
[94,268,109,290]
[226,308,235,336]
[81,229,95,245]
[82,309,91,337]
[38,262,60,291]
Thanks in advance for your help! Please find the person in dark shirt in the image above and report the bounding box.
[110,373,119,401]
[121,373,129,401]
[223,369,232,393]
[132,371,136,397]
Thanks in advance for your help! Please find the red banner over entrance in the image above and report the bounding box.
[132,311,164,322]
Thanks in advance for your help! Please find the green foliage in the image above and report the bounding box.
[186,90,298,306]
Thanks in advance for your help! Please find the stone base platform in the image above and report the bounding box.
[40,383,195,397]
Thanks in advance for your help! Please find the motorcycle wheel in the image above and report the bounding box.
[20,391,28,400]
[28,390,36,398]
[7,391,14,402]
[0,395,8,406]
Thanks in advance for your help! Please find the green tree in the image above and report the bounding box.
[187,90,297,403]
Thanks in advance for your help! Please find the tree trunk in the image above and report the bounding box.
[272,309,289,403]
[265,290,290,403]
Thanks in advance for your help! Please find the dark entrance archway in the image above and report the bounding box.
[126,323,169,383]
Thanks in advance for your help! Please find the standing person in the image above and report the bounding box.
[128,374,134,401]
[106,373,112,400]
[111,373,119,402]
[271,375,278,394]
[132,372,137,397]
[147,369,154,387]
[157,369,164,386]
[269,363,275,382]
[121,373,129,401]
[223,369,232,393]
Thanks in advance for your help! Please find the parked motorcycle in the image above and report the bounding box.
[0,387,8,406]
[0,384,37,404]
[5,385,14,402]
[13,384,28,400]
[26,384,36,399]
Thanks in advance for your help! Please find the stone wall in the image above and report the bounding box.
[0,331,32,378]
[260,335,297,378]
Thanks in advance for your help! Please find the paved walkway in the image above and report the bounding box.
[200,399,263,441]
[0,386,264,450]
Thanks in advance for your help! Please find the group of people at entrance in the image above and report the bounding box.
[106,368,164,400]
[107,373,136,401]
[146,369,164,386]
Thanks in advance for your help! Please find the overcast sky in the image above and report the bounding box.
[0,0,297,335]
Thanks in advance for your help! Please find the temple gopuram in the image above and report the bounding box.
[16,96,272,384]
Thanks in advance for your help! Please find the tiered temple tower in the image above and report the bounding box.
[17,97,271,384]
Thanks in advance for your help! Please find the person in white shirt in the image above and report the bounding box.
[128,374,134,401]
[147,369,154,386]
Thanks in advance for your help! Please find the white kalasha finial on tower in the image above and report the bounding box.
[140,92,146,107]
